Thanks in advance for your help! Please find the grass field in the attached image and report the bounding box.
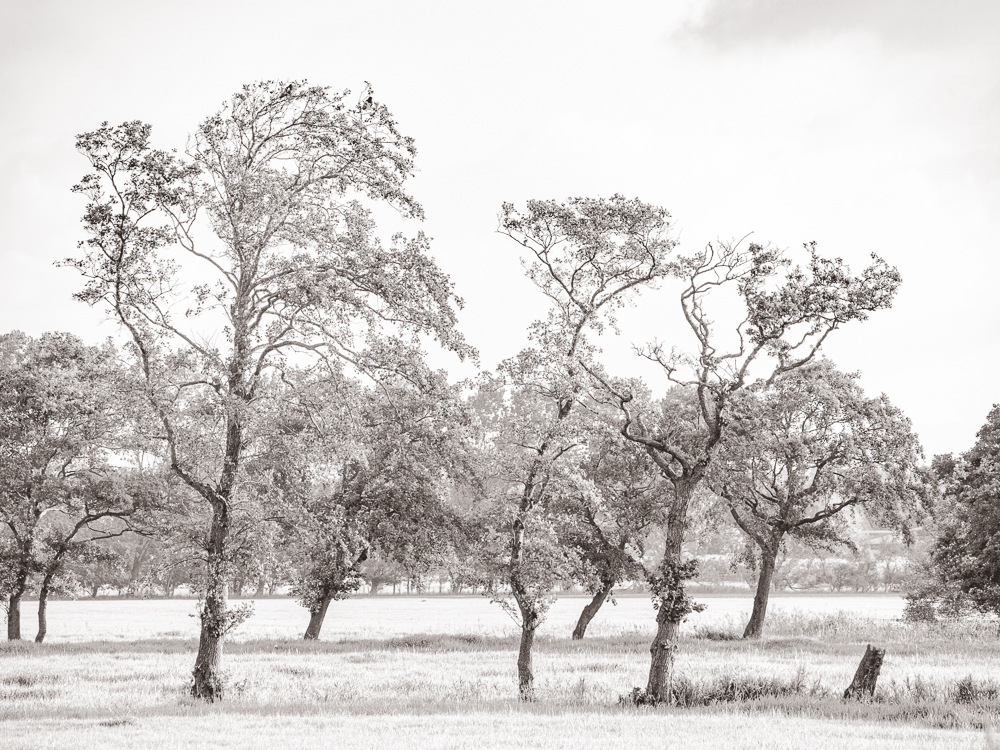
[1,594,997,749]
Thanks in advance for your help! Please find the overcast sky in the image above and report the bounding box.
[1,0,997,457]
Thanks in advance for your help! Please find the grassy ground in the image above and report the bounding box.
[1,596,997,749]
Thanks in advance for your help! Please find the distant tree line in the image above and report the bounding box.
[1,79,938,705]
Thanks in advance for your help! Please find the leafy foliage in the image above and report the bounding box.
[931,405,1000,617]
[0,331,159,638]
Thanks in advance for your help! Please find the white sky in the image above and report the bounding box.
[1,0,997,458]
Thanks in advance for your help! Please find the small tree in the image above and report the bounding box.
[589,238,901,702]
[712,359,931,638]
[68,80,468,699]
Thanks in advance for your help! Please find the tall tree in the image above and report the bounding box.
[712,359,930,639]
[486,195,676,699]
[68,80,468,699]
[589,239,901,702]
[0,331,154,641]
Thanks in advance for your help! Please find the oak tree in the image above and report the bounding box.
[0,331,155,641]
[68,80,468,699]
[590,238,901,702]
[258,369,471,640]
[712,359,930,638]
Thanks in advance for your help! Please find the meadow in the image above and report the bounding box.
[1,593,997,749]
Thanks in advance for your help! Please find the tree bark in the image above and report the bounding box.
[843,644,885,700]
[742,540,780,639]
[34,570,56,643]
[642,480,696,703]
[572,577,614,640]
[517,614,538,701]
[646,612,681,701]
[191,505,229,701]
[6,570,28,641]
[303,594,332,640]
[7,592,23,641]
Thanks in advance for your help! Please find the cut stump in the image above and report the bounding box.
[843,644,885,700]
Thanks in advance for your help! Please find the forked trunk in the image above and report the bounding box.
[572,578,614,640]
[191,505,230,701]
[304,594,332,640]
[517,616,538,701]
[743,541,779,640]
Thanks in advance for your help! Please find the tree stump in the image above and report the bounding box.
[843,644,885,700]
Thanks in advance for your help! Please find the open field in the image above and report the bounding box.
[1,594,998,749]
[22,592,908,642]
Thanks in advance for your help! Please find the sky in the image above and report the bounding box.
[0,0,997,458]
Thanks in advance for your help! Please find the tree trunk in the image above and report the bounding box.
[303,594,332,640]
[843,644,885,700]
[191,505,229,701]
[6,570,28,641]
[255,574,266,598]
[517,615,538,701]
[35,571,56,643]
[642,480,696,703]
[572,578,614,640]
[743,540,779,639]
[232,570,245,598]
[646,611,681,701]
[7,592,23,641]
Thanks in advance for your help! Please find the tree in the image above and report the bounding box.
[712,359,930,638]
[259,369,472,640]
[484,195,676,699]
[68,80,468,699]
[0,331,155,641]
[590,238,901,702]
[931,405,1000,618]
[556,422,664,639]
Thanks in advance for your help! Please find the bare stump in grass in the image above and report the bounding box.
[843,644,885,700]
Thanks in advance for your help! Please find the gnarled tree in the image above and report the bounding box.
[556,422,665,639]
[258,368,472,640]
[589,238,901,702]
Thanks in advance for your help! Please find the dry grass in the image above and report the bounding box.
[1,596,998,749]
